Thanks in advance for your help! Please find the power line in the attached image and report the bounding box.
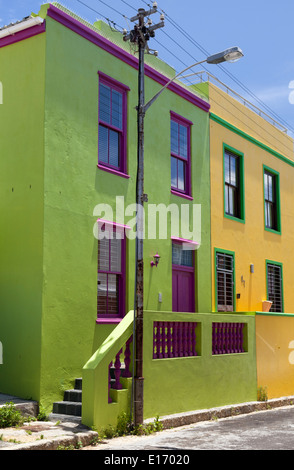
[158,6,294,133]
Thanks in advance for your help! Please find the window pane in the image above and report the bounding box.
[225,185,229,214]
[97,272,107,314]
[179,124,188,159]
[98,238,109,271]
[107,274,119,314]
[172,243,181,265]
[111,89,123,129]
[225,154,230,183]
[177,159,185,191]
[109,129,119,168]
[110,237,122,272]
[229,186,235,215]
[98,125,109,164]
[268,174,273,202]
[181,249,193,267]
[264,173,269,200]
[99,84,111,124]
[171,120,178,154]
[171,156,177,188]
[230,157,237,186]
[172,244,193,267]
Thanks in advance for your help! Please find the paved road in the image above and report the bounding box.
[84,405,294,451]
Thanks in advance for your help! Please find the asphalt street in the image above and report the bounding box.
[83,405,294,451]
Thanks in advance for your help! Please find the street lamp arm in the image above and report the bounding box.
[143,46,243,113]
[143,59,207,113]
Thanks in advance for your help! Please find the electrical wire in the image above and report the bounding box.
[157,6,294,134]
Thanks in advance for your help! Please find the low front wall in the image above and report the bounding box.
[256,312,294,399]
[143,311,257,419]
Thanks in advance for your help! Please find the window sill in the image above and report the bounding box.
[171,189,193,200]
[264,226,281,235]
[96,318,122,324]
[224,213,245,224]
[97,164,130,179]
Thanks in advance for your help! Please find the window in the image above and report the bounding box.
[263,166,281,233]
[266,261,283,312]
[97,222,126,320]
[215,250,235,312]
[170,112,192,197]
[224,146,245,222]
[98,72,129,176]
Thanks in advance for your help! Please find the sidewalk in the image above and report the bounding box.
[1,394,294,450]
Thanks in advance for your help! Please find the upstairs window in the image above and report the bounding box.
[170,112,192,197]
[224,146,245,222]
[264,166,281,233]
[98,73,129,176]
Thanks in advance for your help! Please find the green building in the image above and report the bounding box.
[0,3,256,430]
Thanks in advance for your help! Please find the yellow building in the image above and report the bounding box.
[196,76,294,314]
[195,76,294,399]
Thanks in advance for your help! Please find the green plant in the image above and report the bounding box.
[116,411,132,436]
[257,386,268,402]
[0,402,25,428]
[57,444,75,450]
[37,405,49,421]
[132,415,163,436]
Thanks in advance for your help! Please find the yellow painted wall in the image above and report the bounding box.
[208,83,294,313]
[256,314,294,398]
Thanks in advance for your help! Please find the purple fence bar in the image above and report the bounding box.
[153,322,197,359]
[212,322,245,355]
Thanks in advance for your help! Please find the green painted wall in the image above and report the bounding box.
[0,33,46,400]
[143,311,257,418]
[40,15,211,409]
[0,6,211,412]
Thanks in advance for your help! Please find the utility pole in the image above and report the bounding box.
[123,4,164,427]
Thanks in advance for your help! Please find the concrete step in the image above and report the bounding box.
[64,389,82,403]
[52,401,82,417]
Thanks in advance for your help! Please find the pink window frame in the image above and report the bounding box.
[171,239,195,312]
[170,111,193,198]
[98,72,130,178]
[96,220,128,324]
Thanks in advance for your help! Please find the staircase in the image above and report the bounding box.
[52,364,126,418]
[52,378,82,417]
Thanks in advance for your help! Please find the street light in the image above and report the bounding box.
[123,6,243,427]
[144,47,244,112]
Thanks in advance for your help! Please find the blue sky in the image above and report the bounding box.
[1,0,293,136]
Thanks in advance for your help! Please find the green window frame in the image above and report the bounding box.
[214,248,236,312]
[223,144,245,223]
[266,260,284,313]
[263,165,281,234]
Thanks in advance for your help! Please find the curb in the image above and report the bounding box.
[144,396,294,430]
[2,429,99,451]
[2,396,294,450]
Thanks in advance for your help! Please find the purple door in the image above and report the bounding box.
[172,243,195,312]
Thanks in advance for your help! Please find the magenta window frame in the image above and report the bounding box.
[97,220,126,322]
[172,240,195,313]
[98,72,130,177]
[170,111,193,198]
